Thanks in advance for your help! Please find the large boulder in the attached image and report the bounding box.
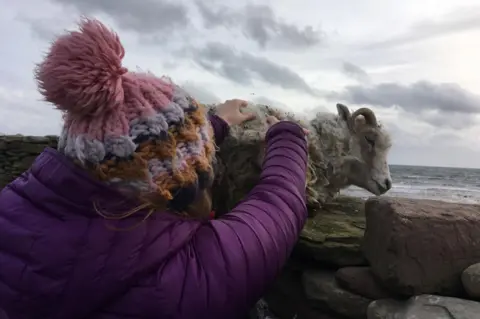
[364,197,480,296]
[296,196,367,267]
[368,295,480,319]
[303,269,372,319]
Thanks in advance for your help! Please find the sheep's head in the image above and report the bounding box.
[337,103,393,195]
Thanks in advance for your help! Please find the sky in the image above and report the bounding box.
[1,0,480,168]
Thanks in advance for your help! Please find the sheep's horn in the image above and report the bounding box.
[351,108,377,126]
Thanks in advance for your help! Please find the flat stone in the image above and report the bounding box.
[19,156,38,168]
[336,267,394,300]
[296,196,367,267]
[364,197,480,296]
[303,269,372,319]
[368,295,480,319]
[20,143,51,154]
[23,136,50,143]
[462,263,480,300]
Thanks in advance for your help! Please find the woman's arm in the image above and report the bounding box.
[195,121,308,314]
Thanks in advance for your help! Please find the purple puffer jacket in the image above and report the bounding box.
[0,115,308,319]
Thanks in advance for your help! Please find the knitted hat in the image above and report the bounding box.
[35,18,216,212]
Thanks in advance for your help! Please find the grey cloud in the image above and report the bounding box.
[341,62,369,82]
[195,2,324,50]
[428,131,466,146]
[18,17,58,41]
[328,81,480,129]
[190,42,319,96]
[389,132,480,168]
[420,111,478,130]
[386,120,466,146]
[384,122,418,147]
[0,91,62,135]
[252,96,289,109]
[367,6,480,49]
[50,0,189,33]
[17,15,73,41]
[382,118,480,167]
[181,82,222,104]
[330,81,480,114]
[252,95,331,120]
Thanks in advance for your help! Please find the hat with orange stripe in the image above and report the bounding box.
[35,18,215,212]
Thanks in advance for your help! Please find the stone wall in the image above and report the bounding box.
[0,135,58,187]
[268,196,480,319]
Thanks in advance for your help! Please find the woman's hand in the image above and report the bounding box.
[266,116,309,135]
[216,99,256,126]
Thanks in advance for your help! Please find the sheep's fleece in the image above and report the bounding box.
[207,103,340,216]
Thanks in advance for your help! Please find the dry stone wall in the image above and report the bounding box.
[0,135,58,187]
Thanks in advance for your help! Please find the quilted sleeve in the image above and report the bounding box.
[176,121,309,316]
[208,114,230,146]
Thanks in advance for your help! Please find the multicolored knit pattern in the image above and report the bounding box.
[35,18,215,211]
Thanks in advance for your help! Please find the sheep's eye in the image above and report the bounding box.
[365,136,375,147]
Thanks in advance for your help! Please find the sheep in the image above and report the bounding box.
[207,103,393,217]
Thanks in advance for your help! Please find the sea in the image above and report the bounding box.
[341,165,480,205]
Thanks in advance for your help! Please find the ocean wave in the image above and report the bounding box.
[340,165,480,205]
[342,185,480,204]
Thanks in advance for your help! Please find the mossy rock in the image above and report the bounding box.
[295,196,367,267]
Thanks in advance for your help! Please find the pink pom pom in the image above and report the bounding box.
[35,18,127,116]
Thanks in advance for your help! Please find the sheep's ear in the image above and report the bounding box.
[336,103,350,120]
[336,103,355,132]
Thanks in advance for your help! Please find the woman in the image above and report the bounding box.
[0,18,308,319]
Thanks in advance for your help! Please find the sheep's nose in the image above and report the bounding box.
[385,179,392,191]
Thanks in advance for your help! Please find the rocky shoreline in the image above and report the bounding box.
[1,135,480,318]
